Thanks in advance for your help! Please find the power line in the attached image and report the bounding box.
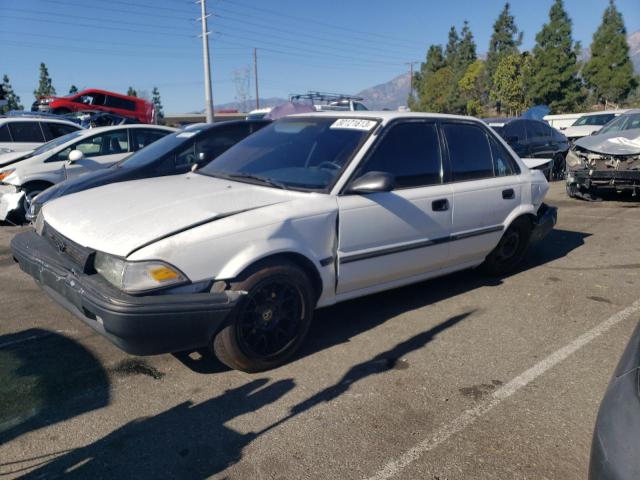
[38,0,194,22]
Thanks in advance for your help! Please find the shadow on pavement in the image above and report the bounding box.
[15,378,294,479]
[0,329,110,446]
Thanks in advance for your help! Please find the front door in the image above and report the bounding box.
[63,129,131,180]
[336,120,453,295]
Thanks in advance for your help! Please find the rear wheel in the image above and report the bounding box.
[551,154,566,181]
[481,217,532,276]
[213,261,314,372]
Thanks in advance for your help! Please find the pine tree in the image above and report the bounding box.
[445,26,460,68]
[486,3,522,87]
[527,0,585,112]
[456,21,477,74]
[151,86,164,122]
[1,75,23,114]
[127,86,137,97]
[68,85,78,95]
[33,62,56,99]
[583,0,637,106]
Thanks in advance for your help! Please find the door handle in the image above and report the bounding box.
[432,199,449,211]
[502,188,515,200]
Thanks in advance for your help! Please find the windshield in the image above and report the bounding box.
[572,114,615,127]
[198,117,377,191]
[598,113,640,135]
[118,129,197,169]
[30,130,85,156]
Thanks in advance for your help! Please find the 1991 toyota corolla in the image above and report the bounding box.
[12,112,556,372]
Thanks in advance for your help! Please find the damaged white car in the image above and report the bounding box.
[566,110,640,199]
[12,112,556,372]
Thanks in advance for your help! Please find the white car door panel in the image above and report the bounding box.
[337,185,453,293]
[63,129,131,180]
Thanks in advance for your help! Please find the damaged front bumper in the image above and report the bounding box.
[568,169,640,191]
[0,184,24,221]
[11,230,239,355]
[530,203,557,244]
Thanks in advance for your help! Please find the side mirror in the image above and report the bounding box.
[347,171,395,194]
[67,149,84,164]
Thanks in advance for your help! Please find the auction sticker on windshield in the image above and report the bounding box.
[330,119,377,131]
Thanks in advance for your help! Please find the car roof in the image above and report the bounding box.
[0,116,80,127]
[578,110,629,117]
[288,110,484,124]
[63,124,175,138]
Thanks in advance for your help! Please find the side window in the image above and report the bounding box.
[0,124,11,142]
[56,131,129,160]
[175,142,196,166]
[41,122,80,141]
[8,122,45,142]
[357,122,441,189]
[196,124,252,161]
[75,93,106,106]
[443,123,494,182]
[131,129,169,151]
[503,121,526,144]
[354,102,368,111]
[527,121,550,141]
[105,96,136,111]
[489,136,520,177]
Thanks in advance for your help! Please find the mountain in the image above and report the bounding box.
[355,73,411,110]
[578,30,640,73]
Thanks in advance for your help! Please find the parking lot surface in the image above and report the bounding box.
[1,182,639,479]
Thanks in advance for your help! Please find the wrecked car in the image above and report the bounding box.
[566,110,640,199]
[11,112,556,372]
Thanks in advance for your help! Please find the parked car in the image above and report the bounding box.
[28,120,270,221]
[11,112,556,372]
[63,110,140,129]
[0,114,81,154]
[32,89,155,124]
[589,320,640,480]
[565,113,640,199]
[485,117,570,179]
[0,124,175,222]
[561,110,626,142]
[543,112,583,130]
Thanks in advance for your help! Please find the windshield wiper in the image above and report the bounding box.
[227,172,289,190]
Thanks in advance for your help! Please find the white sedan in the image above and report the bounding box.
[12,112,556,372]
[0,124,175,222]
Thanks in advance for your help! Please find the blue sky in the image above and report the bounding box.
[1,0,639,114]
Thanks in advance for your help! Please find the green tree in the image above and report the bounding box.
[1,75,23,114]
[583,0,637,106]
[127,86,137,97]
[416,66,456,113]
[68,85,78,95]
[409,45,445,110]
[486,2,522,88]
[458,60,487,116]
[151,86,164,122]
[527,0,585,113]
[445,26,460,68]
[33,62,56,99]
[456,21,478,74]
[491,53,532,116]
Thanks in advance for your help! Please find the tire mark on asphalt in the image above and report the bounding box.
[366,299,640,480]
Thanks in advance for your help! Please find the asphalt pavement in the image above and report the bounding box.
[1,181,639,479]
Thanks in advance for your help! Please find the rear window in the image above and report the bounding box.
[105,95,136,111]
[443,123,494,182]
[8,122,45,142]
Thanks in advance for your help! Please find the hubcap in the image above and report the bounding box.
[236,279,304,359]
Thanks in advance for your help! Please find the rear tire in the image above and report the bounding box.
[481,217,532,276]
[213,261,315,372]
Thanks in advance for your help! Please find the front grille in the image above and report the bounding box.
[41,223,95,273]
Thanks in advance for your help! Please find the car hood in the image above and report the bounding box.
[0,150,33,168]
[575,128,640,155]
[42,173,302,257]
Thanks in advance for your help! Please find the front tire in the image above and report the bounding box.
[213,261,314,372]
[481,217,532,276]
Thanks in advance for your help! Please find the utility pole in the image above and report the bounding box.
[253,47,260,110]
[405,61,419,100]
[198,0,214,122]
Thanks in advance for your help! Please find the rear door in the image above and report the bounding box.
[502,120,529,157]
[442,121,522,266]
[6,121,46,151]
[336,120,453,294]
[62,129,131,179]
[130,128,171,152]
[527,120,554,158]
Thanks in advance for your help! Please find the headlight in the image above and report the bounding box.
[94,252,188,293]
[565,149,584,169]
[0,169,16,181]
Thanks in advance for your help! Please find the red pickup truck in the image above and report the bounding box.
[32,89,156,124]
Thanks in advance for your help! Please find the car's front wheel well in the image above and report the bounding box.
[232,253,324,303]
[21,180,54,194]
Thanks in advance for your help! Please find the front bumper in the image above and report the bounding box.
[568,169,640,190]
[11,230,239,355]
[0,184,24,221]
[529,203,557,244]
